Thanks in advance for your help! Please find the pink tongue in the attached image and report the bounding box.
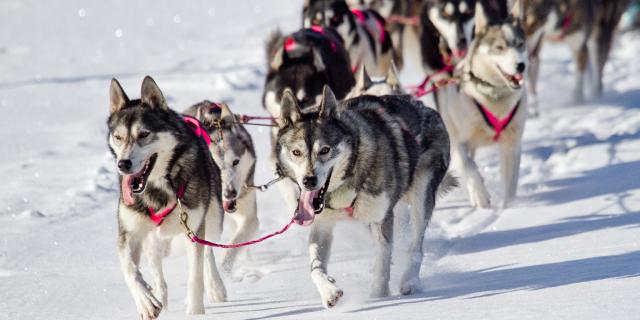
[121,175,135,206]
[295,190,319,226]
[513,73,524,81]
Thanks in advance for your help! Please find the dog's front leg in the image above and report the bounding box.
[370,211,393,298]
[184,223,205,315]
[309,221,343,308]
[204,205,227,303]
[500,138,522,208]
[118,232,162,319]
[454,142,491,208]
[144,236,168,309]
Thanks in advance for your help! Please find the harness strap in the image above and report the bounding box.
[351,9,386,44]
[473,99,520,141]
[148,184,186,226]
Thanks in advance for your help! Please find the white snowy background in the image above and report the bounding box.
[0,0,638,319]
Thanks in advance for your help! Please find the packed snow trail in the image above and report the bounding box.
[1,1,639,319]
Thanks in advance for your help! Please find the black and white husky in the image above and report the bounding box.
[274,86,451,307]
[183,101,258,273]
[304,0,395,76]
[263,27,354,118]
[439,0,527,208]
[108,77,226,319]
[419,0,476,75]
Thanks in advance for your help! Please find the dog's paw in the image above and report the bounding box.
[399,277,421,296]
[135,289,162,320]
[318,276,343,308]
[468,183,491,209]
[185,303,205,315]
[206,286,227,303]
[152,283,168,310]
[370,282,390,298]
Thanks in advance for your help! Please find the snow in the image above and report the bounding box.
[0,1,639,319]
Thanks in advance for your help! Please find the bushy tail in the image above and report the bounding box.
[437,172,459,198]
[265,29,283,69]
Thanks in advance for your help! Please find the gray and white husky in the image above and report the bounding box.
[274,85,451,307]
[439,0,527,208]
[522,0,629,114]
[108,77,226,319]
[304,0,395,77]
[183,101,259,274]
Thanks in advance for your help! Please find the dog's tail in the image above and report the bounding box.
[265,29,283,69]
[437,172,459,198]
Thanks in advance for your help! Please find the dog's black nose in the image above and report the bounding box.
[118,159,132,171]
[225,189,237,199]
[516,62,526,73]
[303,176,318,189]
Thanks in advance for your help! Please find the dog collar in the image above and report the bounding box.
[148,183,186,225]
[473,99,520,142]
[183,116,211,146]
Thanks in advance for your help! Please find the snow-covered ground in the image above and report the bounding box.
[1,1,639,319]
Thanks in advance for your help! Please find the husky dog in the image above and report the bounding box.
[523,0,629,113]
[347,63,403,97]
[304,0,395,77]
[440,0,527,208]
[419,0,476,74]
[108,77,227,318]
[263,27,354,119]
[274,85,450,307]
[183,101,259,273]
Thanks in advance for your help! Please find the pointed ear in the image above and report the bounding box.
[218,102,235,121]
[386,62,400,90]
[109,78,129,114]
[474,1,488,36]
[141,76,168,110]
[510,0,523,22]
[277,89,302,128]
[312,48,326,71]
[319,85,337,119]
[356,65,373,91]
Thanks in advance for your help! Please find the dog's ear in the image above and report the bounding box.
[509,0,523,23]
[355,65,372,91]
[319,85,337,119]
[474,1,488,36]
[218,102,235,122]
[110,78,130,114]
[141,76,168,110]
[311,48,326,71]
[278,89,302,128]
[386,61,401,90]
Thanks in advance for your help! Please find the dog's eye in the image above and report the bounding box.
[232,159,240,166]
[495,44,506,51]
[292,149,302,157]
[139,131,150,139]
[319,146,331,155]
[113,134,123,141]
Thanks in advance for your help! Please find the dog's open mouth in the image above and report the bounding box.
[294,171,332,226]
[223,199,237,213]
[121,154,157,206]
[497,66,524,89]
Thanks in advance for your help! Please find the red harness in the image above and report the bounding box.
[473,99,520,141]
[146,116,211,226]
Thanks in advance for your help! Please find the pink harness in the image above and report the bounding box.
[146,116,211,226]
[473,100,520,141]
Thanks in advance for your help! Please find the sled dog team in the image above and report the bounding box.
[107,0,628,318]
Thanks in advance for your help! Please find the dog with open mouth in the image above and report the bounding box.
[108,76,227,319]
[274,85,451,308]
[438,0,528,209]
[183,100,259,274]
